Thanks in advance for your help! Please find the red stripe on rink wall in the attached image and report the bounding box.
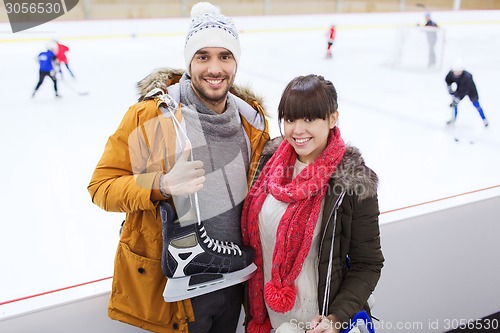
[0,277,112,306]
[381,184,500,214]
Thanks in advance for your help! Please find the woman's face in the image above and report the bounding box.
[283,112,338,164]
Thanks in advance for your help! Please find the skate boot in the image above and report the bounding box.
[483,118,489,128]
[446,118,456,126]
[160,201,256,302]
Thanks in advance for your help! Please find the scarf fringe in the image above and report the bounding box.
[247,318,272,333]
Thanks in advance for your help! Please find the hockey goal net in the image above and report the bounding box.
[390,25,446,69]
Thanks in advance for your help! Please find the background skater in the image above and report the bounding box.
[326,24,336,58]
[32,42,60,98]
[445,60,489,128]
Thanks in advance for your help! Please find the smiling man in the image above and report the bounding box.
[189,48,236,113]
[88,2,269,333]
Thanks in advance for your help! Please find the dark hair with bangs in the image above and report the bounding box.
[277,74,338,127]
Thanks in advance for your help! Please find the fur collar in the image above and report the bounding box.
[261,137,378,200]
[136,68,265,110]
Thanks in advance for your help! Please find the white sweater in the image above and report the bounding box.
[258,159,324,330]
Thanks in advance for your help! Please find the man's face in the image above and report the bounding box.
[189,47,237,114]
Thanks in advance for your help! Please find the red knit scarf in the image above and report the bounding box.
[241,128,346,333]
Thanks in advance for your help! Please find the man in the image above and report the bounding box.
[32,41,60,98]
[445,60,489,127]
[88,2,269,333]
[422,13,438,67]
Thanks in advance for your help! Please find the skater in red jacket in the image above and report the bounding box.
[326,24,336,58]
[53,38,75,79]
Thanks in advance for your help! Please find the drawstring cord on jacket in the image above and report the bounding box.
[160,93,202,226]
[321,191,346,319]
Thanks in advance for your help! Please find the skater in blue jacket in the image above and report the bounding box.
[32,42,60,98]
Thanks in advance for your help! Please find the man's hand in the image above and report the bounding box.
[162,141,205,196]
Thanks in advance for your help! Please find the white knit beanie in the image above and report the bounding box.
[184,2,241,75]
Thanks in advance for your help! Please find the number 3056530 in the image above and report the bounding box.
[5,2,62,14]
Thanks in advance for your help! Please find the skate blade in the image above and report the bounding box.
[163,263,256,302]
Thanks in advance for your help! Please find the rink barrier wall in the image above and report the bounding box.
[374,185,500,333]
[2,0,500,22]
[1,184,499,333]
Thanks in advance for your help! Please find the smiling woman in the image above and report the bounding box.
[242,74,383,333]
[279,75,339,164]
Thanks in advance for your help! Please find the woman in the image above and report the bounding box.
[242,75,384,333]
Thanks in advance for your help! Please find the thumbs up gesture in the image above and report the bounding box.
[161,141,205,196]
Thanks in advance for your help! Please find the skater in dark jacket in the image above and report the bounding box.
[445,60,489,127]
[423,13,439,67]
[32,42,60,98]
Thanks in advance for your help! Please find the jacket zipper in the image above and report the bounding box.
[318,191,346,262]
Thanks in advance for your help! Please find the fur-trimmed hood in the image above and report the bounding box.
[260,137,378,201]
[137,68,184,101]
[136,68,265,113]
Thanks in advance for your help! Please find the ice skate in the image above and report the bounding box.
[446,118,456,126]
[160,201,256,302]
[483,118,489,128]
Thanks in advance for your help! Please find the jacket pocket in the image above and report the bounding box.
[111,242,174,325]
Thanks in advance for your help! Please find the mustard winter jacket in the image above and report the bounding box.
[88,69,269,333]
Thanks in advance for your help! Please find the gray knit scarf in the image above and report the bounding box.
[179,74,249,244]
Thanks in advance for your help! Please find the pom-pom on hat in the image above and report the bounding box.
[184,2,241,75]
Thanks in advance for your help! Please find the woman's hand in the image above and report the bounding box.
[306,315,341,333]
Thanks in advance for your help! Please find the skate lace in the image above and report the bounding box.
[199,226,242,256]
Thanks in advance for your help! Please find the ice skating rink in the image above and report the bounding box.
[1,9,499,307]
